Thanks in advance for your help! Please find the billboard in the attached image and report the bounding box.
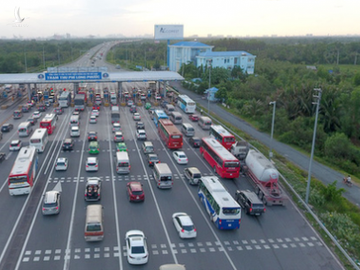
[154,25,184,40]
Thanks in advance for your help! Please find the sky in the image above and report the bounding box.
[0,0,359,39]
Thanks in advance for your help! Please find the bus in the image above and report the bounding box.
[198,176,241,230]
[200,137,240,179]
[209,125,236,150]
[8,146,39,196]
[177,95,196,114]
[158,119,183,149]
[153,110,169,127]
[40,113,57,134]
[29,128,49,153]
[58,91,71,108]
[74,94,86,111]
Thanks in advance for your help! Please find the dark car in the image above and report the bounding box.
[38,105,47,112]
[189,137,201,148]
[147,153,160,167]
[130,105,137,113]
[88,131,98,141]
[161,101,169,108]
[135,122,145,130]
[0,152,6,162]
[27,117,37,125]
[54,108,63,115]
[1,123,14,132]
[62,138,74,151]
[22,105,30,113]
[235,190,266,216]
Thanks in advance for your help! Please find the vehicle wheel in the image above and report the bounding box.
[213,166,217,175]
[245,207,249,215]
[262,197,267,205]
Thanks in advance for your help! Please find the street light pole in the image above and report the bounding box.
[305,88,322,204]
[269,101,276,161]
[207,59,212,114]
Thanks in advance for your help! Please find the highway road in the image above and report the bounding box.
[0,42,344,270]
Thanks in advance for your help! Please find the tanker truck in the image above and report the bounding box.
[245,149,286,206]
[230,141,249,174]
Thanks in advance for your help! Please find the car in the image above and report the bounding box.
[89,115,97,124]
[172,212,197,239]
[27,101,35,107]
[45,101,51,107]
[55,157,68,171]
[189,114,199,122]
[32,111,42,119]
[22,105,30,113]
[88,141,100,154]
[112,123,122,132]
[92,105,100,111]
[183,167,201,185]
[114,131,124,142]
[70,126,80,137]
[125,230,148,265]
[235,190,266,216]
[116,64,121,69]
[62,138,74,151]
[91,109,100,117]
[85,177,101,201]
[172,151,188,164]
[27,117,37,125]
[116,142,127,152]
[189,137,201,148]
[85,157,99,172]
[9,140,22,151]
[135,122,145,130]
[133,113,141,121]
[136,129,147,140]
[54,108,63,115]
[72,111,80,116]
[42,190,61,215]
[38,105,46,112]
[1,123,14,132]
[88,131,98,141]
[130,105,137,113]
[161,101,169,108]
[127,99,134,107]
[155,94,161,100]
[147,153,159,167]
[123,92,130,98]
[127,182,145,202]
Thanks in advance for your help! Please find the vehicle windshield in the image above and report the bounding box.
[86,223,102,232]
[131,246,145,254]
[30,139,41,144]
[183,225,194,231]
[9,175,28,183]
[224,162,240,168]
[160,176,172,182]
[222,207,240,215]
[118,162,129,167]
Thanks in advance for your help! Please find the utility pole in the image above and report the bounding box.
[305,88,322,204]
[207,59,212,114]
[43,46,46,70]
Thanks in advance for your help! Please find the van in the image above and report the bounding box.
[165,104,175,115]
[142,141,154,154]
[84,204,104,242]
[153,163,173,189]
[198,116,212,130]
[18,122,33,137]
[170,112,183,124]
[114,151,130,174]
[69,115,80,127]
[183,167,202,185]
[181,123,195,137]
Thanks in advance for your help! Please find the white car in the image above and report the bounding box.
[112,123,121,133]
[9,140,22,151]
[172,212,197,239]
[33,111,42,119]
[91,109,99,117]
[85,157,98,172]
[125,230,148,265]
[89,115,97,124]
[127,99,134,107]
[136,129,147,140]
[70,126,80,137]
[172,151,188,164]
[55,157,68,171]
[133,113,141,121]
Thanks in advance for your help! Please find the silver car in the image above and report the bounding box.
[42,191,61,215]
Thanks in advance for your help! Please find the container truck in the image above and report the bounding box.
[74,94,86,111]
[245,149,286,206]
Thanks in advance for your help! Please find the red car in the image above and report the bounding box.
[127,182,145,202]
[189,114,199,122]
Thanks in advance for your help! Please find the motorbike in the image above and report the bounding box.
[343,177,353,187]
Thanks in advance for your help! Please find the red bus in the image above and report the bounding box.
[158,119,183,149]
[209,125,236,150]
[40,113,57,134]
[8,146,39,196]
[200,137,240,179]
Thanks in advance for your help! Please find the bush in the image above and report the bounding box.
[321,181,345,203]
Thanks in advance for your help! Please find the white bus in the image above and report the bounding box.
[198,176,241,230]
[29,128,49,153]
[153,163,173,189]
[58,91,71,108]
[177,95,196,114]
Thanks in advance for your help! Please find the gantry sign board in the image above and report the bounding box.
[43,72,105,81]
[154,25,184,40]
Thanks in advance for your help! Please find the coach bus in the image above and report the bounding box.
[177,95,196,114]
[58,91,71,108]
[198,176,241,230]
[40,113,57,134]
[29,128,49,153]
[209,125,236,150]
[8,146,39,196]
[153,110,169,127]
[200,137,240,179]
[158,119,183,149]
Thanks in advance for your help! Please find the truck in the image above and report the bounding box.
[110,92,117,105]
[111,106,120,123]
[74,94,86,111]
[245,149,286,206]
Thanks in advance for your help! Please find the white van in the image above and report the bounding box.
[18,122,33,137]
[181,123,195,137]
[170,112,183,124]
[115,151,130,174]
[84,204,104,242]
[198,116,212,130]
[69,115,80,127]
[153,163,173,189]
[165,104,175,115]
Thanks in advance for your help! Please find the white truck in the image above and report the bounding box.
[110,92,117,105]
[230,141,250,173]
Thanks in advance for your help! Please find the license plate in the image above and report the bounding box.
[136,196,139,199]
[14,182,25,185]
